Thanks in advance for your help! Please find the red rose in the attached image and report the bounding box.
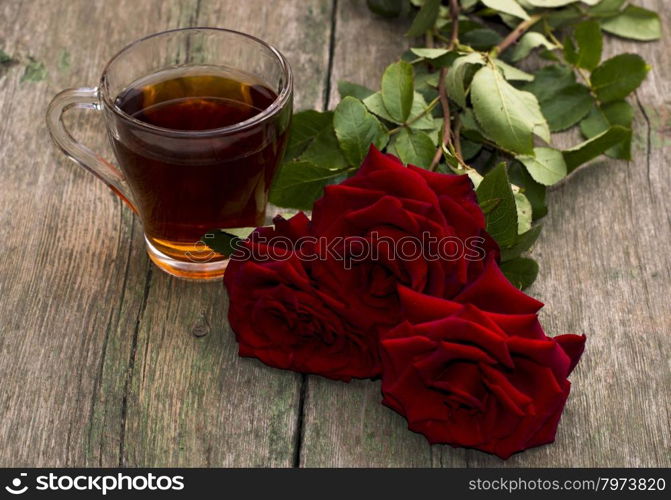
[310,146,498,328]
[224,213,380,381]
[225,148,526,381]
[380,266,585,459]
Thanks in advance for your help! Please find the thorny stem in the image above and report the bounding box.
[430,0,461,172]
[491,14,543,57]
[431,67,452,171]
[448,0,460,47]
[453,116,463,159]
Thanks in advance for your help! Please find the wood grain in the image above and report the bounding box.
[462,0,670,467]
[0,0,163,467]
[0,0,333,466]
[298,0,671,467]
[117,0,335,468]
[0,0,668,468]
[299,0,441,468]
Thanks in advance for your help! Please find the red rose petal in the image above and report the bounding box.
[554,334,587,374]
[397,286,463,322]
[455,259,544,314]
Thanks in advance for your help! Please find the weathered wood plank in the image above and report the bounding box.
[1,0,668,468]
[117,0,335,467]
[0,0,172,467]
[300,0,671,467]
[464,0,670,467]
[0,0,334,467]
[298,0,442,468]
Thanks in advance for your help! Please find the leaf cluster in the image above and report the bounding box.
[266,0,659,289]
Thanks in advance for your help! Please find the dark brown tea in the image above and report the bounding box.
[110,67,288,261]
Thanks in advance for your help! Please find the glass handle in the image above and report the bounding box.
[46,87,138,214]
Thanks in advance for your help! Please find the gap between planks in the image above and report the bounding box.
[292,0,339,469]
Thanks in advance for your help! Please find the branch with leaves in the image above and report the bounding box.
[267,0,660,289]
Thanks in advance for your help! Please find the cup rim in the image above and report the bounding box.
[99,26,293,137]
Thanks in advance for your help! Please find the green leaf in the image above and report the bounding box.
[461,28,503,50]
[563,36,577,65]
[200,228,257,258]
[500,225,542,262]
[299,123,348,170]
[221,227,258,239]
[460,108,487,142]
[363,91,398,123]
[407,92,438,130]
[600,5,661,41]
[365,90,436,131]
[580,106,609,139]
[508,161,547,220]
[494,59,534,81]
[284,110,334,160]
[367,0,404,17]
[568,20,603,71]
[392,128,435,168]
[523,0,579,6]
[426,127,440,146]
[598,100,634,131]
[563,125,630,172]
[471,66,549,155]
[591,54,650,103]
[546,4,584,28]
[514,191,532,234]
[381,61,415,123]
[410,48,450,59]
[501,257,539,290]
[481,0,530,20]
[479,197,502,215]
[588,0,626,18]
[414,68,440,89]
[461,137,483,160]
[516,147,567,186]
[522,64,576,102]
[511,32,556,62]
[338,81,375,100]
[406,0,441,37]
[476,163,518,247]
[540,83,593,132]
[446,53,486,108]
[270,161,349,210]
[579,100,633,159]
[334,97,389,166]
[521,65,593,131]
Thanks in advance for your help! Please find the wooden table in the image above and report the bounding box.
[0,0,669,467]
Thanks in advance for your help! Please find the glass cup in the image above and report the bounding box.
[46,27,293,280]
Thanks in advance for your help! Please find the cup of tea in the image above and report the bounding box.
[47,27,293,280]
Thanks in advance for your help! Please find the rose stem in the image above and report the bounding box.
[430,68,452,171]
[430,0,460,172]
[490,14,543,57]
